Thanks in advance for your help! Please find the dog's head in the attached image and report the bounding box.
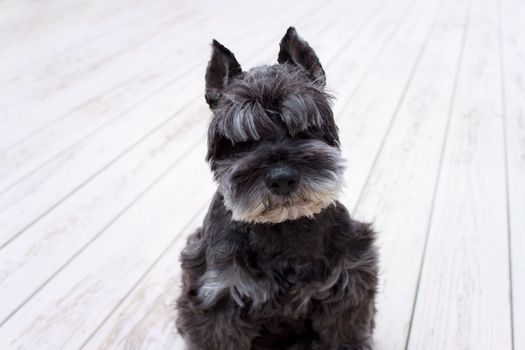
[204,27,345,224]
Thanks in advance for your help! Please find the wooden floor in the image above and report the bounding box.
[0,0,523,348]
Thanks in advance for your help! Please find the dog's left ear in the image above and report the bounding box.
[278,27,326,87]
[205,40,242,109]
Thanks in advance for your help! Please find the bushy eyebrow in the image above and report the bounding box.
[211,99,278,143]
[206,67,340,165]
[211,86,334,143]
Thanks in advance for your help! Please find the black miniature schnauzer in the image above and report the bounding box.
[176,27,378,350]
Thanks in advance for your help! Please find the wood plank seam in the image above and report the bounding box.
[403,0,472,346]
[0,7,215,156]
[497,0,516,347]
[0,0,168,85]
[406,0,513,345]
[0,1,208,127]
[323,0,389,68]
[331,0,419,118]
[0,14,215,147]
[352,0,446,212]
[77,202,210,349]
[0,135,202,327]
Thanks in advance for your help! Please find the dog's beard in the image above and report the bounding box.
[221,167,345,223]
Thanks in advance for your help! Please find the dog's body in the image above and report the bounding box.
[176,27,378,349]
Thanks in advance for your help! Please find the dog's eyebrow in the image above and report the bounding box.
[216,95,333,142]
[215,100,278,143]
[210,64,337,146]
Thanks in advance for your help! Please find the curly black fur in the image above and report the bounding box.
[176,27,378,350]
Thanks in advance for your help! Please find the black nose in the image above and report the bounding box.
[265,166,300,195]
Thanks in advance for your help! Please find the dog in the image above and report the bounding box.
[176,27,378,350]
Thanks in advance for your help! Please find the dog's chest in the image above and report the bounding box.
[199,250,345,316]
[198,220,348,313]
[272,254,343,293]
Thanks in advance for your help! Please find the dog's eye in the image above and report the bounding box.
[294,130,314,140]
[233,140,256,153]
[211,138,256,160]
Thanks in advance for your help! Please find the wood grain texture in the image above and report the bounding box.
[0,142,214,350]
[0,0,196,126]
[353,0,470,348]
[407,0,513,347]
[0,4,217,178]
[0,0,144,70]
[328,0,416,118]
[82,209,208,350]
[0,0,161,79]
[336,0,443,211]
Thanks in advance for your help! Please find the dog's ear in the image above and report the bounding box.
[278,27,326,86]
[205,40,242,109]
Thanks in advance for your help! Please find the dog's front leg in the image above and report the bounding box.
[176,296,257,350]
[309,299,374,350]
[310,260,377,350]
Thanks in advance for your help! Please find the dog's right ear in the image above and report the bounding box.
[278,27,326,86]
[205,40,242,109]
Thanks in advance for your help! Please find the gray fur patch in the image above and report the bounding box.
[198,267,271,307]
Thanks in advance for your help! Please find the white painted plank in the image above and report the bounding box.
[290,0,390,73]
[0,0,178,108]
[350,0,470,348]
[407,0,512,347]
[83,208,208,350]
[0,2,211,143]
[0,142,215,350]
[327,0,415,118]
[0,0,36,26]
[335,0,443,211]
[0,0,151,74]
[500,0,525,347]
[0,0,89,46]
